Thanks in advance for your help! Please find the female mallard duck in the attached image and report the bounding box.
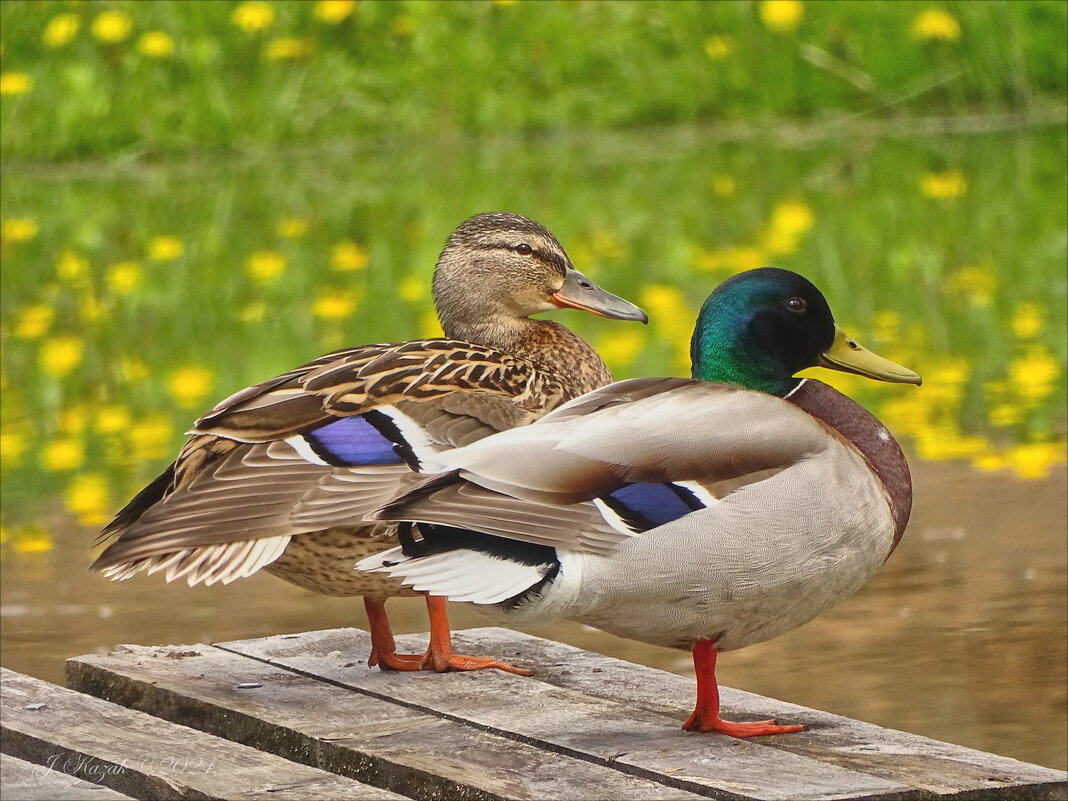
[93,212,647,676]
[362,266,921,737]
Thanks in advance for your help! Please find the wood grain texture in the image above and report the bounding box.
[1,667,404,801]
[0,752,136,801]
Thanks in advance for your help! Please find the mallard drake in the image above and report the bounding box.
[93,211,647,676]
[361,266,921,737]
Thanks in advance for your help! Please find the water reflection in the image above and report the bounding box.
[1,459,1064,770]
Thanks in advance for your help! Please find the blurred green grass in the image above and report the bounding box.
[1,0,1066,161]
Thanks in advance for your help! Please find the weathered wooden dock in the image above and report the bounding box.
[2,627,1065,801]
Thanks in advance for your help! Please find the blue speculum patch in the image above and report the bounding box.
[304,416,403,466]
[601,482,704,532]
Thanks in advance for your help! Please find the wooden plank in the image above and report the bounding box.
[216,628,920,801]
[0,668,404,801]
[221,627,1068,801]
[67,643,706,801]
[438,628,1068,801]
[0,752,136,801]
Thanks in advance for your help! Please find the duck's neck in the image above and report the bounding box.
[450,316,612,399]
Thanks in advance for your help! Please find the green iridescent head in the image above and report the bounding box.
[690,268,921,396]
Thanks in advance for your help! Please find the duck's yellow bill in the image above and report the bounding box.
[819,327,922,385]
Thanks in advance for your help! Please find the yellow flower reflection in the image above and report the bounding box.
[92,10,133,43]
[1009,345,1059,404]
[15,305,54,339]
[169,366,214,407]
[40,337,84,377]
[912,9,961,41]
[9,527,54,554]
[0,72,32,96]
[43,14,80,48]
[1012,303,1043,340]
[67,473,111,527]
[331,240,368,271]
[0,430,27,470]
[130,416,173,462]
[760,0,803,33]
[233,2,275,33]
[43,439,85,471]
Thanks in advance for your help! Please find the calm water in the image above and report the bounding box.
[2,125,1066,771]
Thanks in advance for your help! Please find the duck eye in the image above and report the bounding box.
[786,297,806,313]
[515,243,533,255]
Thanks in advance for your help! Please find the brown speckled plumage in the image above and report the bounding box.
[93,212,645,607]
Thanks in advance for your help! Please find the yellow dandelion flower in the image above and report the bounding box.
[138,31,175,57]
[760,0,803,33]
[314,0,355,23]
[43,438,85,471]
[246,250,286,284]
[66,473,111,527]
[988,403,1023,427]
[697,246,766,274]
[911,9,961,41]
[40,337,84,377]
[711,175,736,197]
[278,217,309,238]
[769,200,815,236]
[1,218,38,242]
[590,228,624,261]
[915,423,985,462]
[0,72,32,96]
[266,37,314,60]
[95,405,131,435]
[106,261,143,295]
[1009,346,1059,404]
[595,328,645,369]
[972,450,1007,473]
[331,240,368,271]
[130,416,173,462]
[312,289,359,320]
[1011,303,1042,340]
[13,527,54,554]
[148,235,183,261]
[168,366,214,407]
[43,13,80,48]
[0,430,27,470]
[493,0,517,4]
[398,274,425,303]
[232,2,275,33]
[1007,441,1067,480]
[91,10,132,43]
[704,35,734,60]
[57,250,90,282]
[920,169,967,198]
[80,295,107,325]
[392,15,416,38]
[15,305,54,339]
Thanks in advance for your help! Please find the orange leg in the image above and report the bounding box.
[682,639,804,737]
[363,597,424,671]
[419,595,532,676]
